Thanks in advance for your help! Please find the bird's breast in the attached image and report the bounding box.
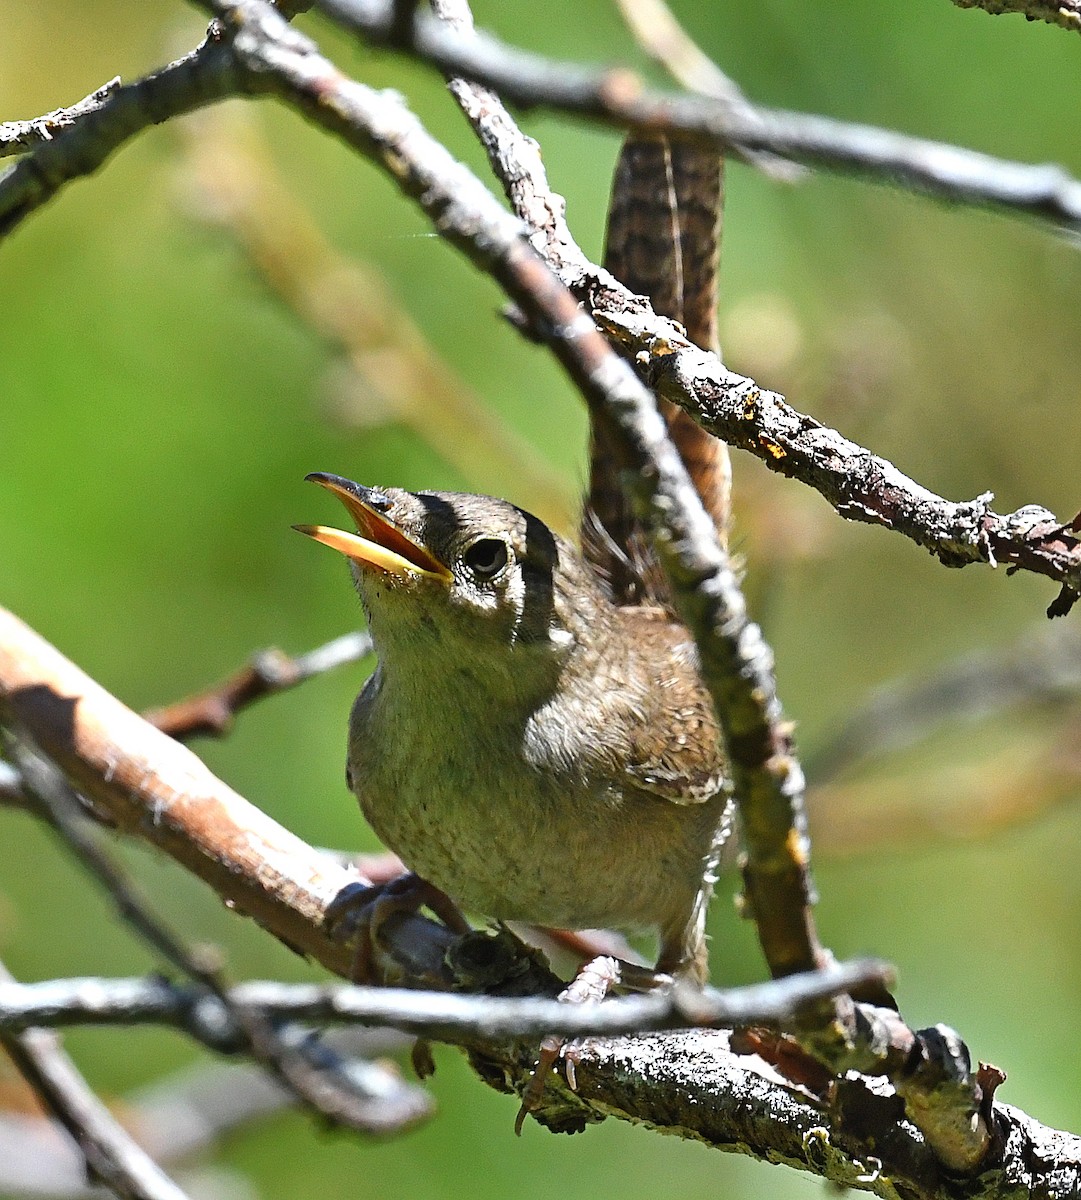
[346,674,722,933]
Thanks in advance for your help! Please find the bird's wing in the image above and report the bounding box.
[619,611,728,806]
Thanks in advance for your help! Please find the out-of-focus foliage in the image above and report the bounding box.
[2,2,1081,1196]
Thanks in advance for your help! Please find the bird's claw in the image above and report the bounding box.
[324,871,470,983]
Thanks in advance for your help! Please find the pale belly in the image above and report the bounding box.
[350,743,725,935]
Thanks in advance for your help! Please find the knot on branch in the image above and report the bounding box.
[936,491,995,568]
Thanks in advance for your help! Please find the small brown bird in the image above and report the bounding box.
[297,472,731,984]
[299,134,732,990]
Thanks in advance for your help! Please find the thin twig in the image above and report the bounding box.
[0,1028,427,1198]
[590,306,1081,613]
[145,631,373,740]
[0,36,240,239]
[0,959,190,1200]
[0,963,891,1041]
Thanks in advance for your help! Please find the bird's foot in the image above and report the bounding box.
[325,870,471,984]
[514,954,625,1135]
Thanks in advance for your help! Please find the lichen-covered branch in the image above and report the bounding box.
[951,0,1081,33]
[591,306,1081,613]
[0,78,122,159]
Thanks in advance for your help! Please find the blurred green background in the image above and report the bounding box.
[3,1,1081,1196]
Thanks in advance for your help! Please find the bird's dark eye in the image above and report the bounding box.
[462,537,510,580]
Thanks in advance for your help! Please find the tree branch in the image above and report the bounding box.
[0,605,440,985]
[590,306,1081,613]
[315,0,1081,236]
[0,78,122,158]
[0,967,889,1042]
[6,0,1081,242]
[951,0,1081,33]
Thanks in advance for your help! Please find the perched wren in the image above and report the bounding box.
[297,472,730,984]
[299,133,731,987]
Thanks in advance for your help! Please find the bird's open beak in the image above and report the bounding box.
[295,473,453,583]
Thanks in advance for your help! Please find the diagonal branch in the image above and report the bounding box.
[593,309,1081,613]
[0,36,241,240]
[5,0,1081,243]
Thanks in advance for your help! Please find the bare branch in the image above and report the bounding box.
[591,307,1081,611]
[328,2,1081,612]
[200,0,827,999]
[0,1027,423,1197]
[0,37,240,240]
[317,0,1081,237]
[0,78,122,159]
[0,605,445,985]
[0,3,1075,603]
[0,965,890,1041]
[5,0,1080,245]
